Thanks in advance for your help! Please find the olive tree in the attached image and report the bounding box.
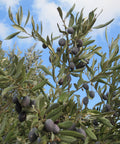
[0,4,120,144]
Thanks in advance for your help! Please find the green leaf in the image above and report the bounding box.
[85,128,97,140]
[19,6,23,25]
[2,86,18,97]
[57,7,63,20]
[17,35,30,39]
[93,18,114,29]
[24,10,30,27]
[32,79,47,91]
[12,24,26,32]
[40,21,43,35]
[59,130,85,138]
[8,7,15,23]
[5,31,20,40]
[59,135,77,143]
[97,117,113,127]
[105,27,108,44]
[0,69,6,76]
[69,14,74,27]
[31,16,35,31]
[58,121,73,129]
[46,105,64,119]
[83,40,95,46]
[0,116,7,135]
[45,103,60,114]
[65,3,75,19]
[16,9,20,25]
[38,65,52,76]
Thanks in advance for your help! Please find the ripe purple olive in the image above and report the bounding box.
[42,43,47,49]
[93,119,99,126]
[76,61,86,69]
[58,38,66,46]
[71,47,79,55]
[18,111,26,122]
[45,119,54,132]
[15,102,22,114]
[28,127,38,143]
[12,96,19,104]
[56,47,61,52]
[67,27,74,34]
[103,94,108,100]
[89,91,95,98]
[76,128,86,140]
[77,39,83,47]
[104,104,111,112]
[68,123,76,131]
[69,62,75,71]
[53,124,60,134]
[83,97,89,105]
[22,96,30,107]
[82,83,89,90]
[58,78,64,85]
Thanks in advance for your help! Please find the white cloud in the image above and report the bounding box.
[32,0,66,38]
[32,0,120,39]
[0,0,20,10]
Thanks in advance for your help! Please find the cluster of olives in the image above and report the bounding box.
[13,96,35,122]
[57,35,88,72]
[45,119,60,134]
[28,119,60,143]
[82,83,95,106]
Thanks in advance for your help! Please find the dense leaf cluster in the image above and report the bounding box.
[0,4,120,144]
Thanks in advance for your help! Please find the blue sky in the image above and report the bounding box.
[0,0,120,108]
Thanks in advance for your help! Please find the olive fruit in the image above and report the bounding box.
[76,61,86,69]
[37,137,41,144]
[18,111,26,122]
[15,102,22,113]
[42,43,47,49]
[58,78,64,85]
[69,62,75,71]
[93,119,99,126]
[77,39,83,47]
[67,27,74,34]
[103,94,108,100]
[56,47,61,52]
[58,38,66,46]
[68,123,76,131]
[83,97,89,105]
[12,96,19,104]
[76,128,86,140]
[28,127,38,143]
[104,104,111,112]
[22,96,30,107]
[45,119,54,132]
[89,91,95,98]
[82,83,89,90]
[66,74,71,82]
[53,124,60,134]
[71,47,79,55]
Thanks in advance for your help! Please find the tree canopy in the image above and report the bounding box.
[0,4,120,144]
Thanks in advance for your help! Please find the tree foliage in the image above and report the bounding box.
[0,4,120,144]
